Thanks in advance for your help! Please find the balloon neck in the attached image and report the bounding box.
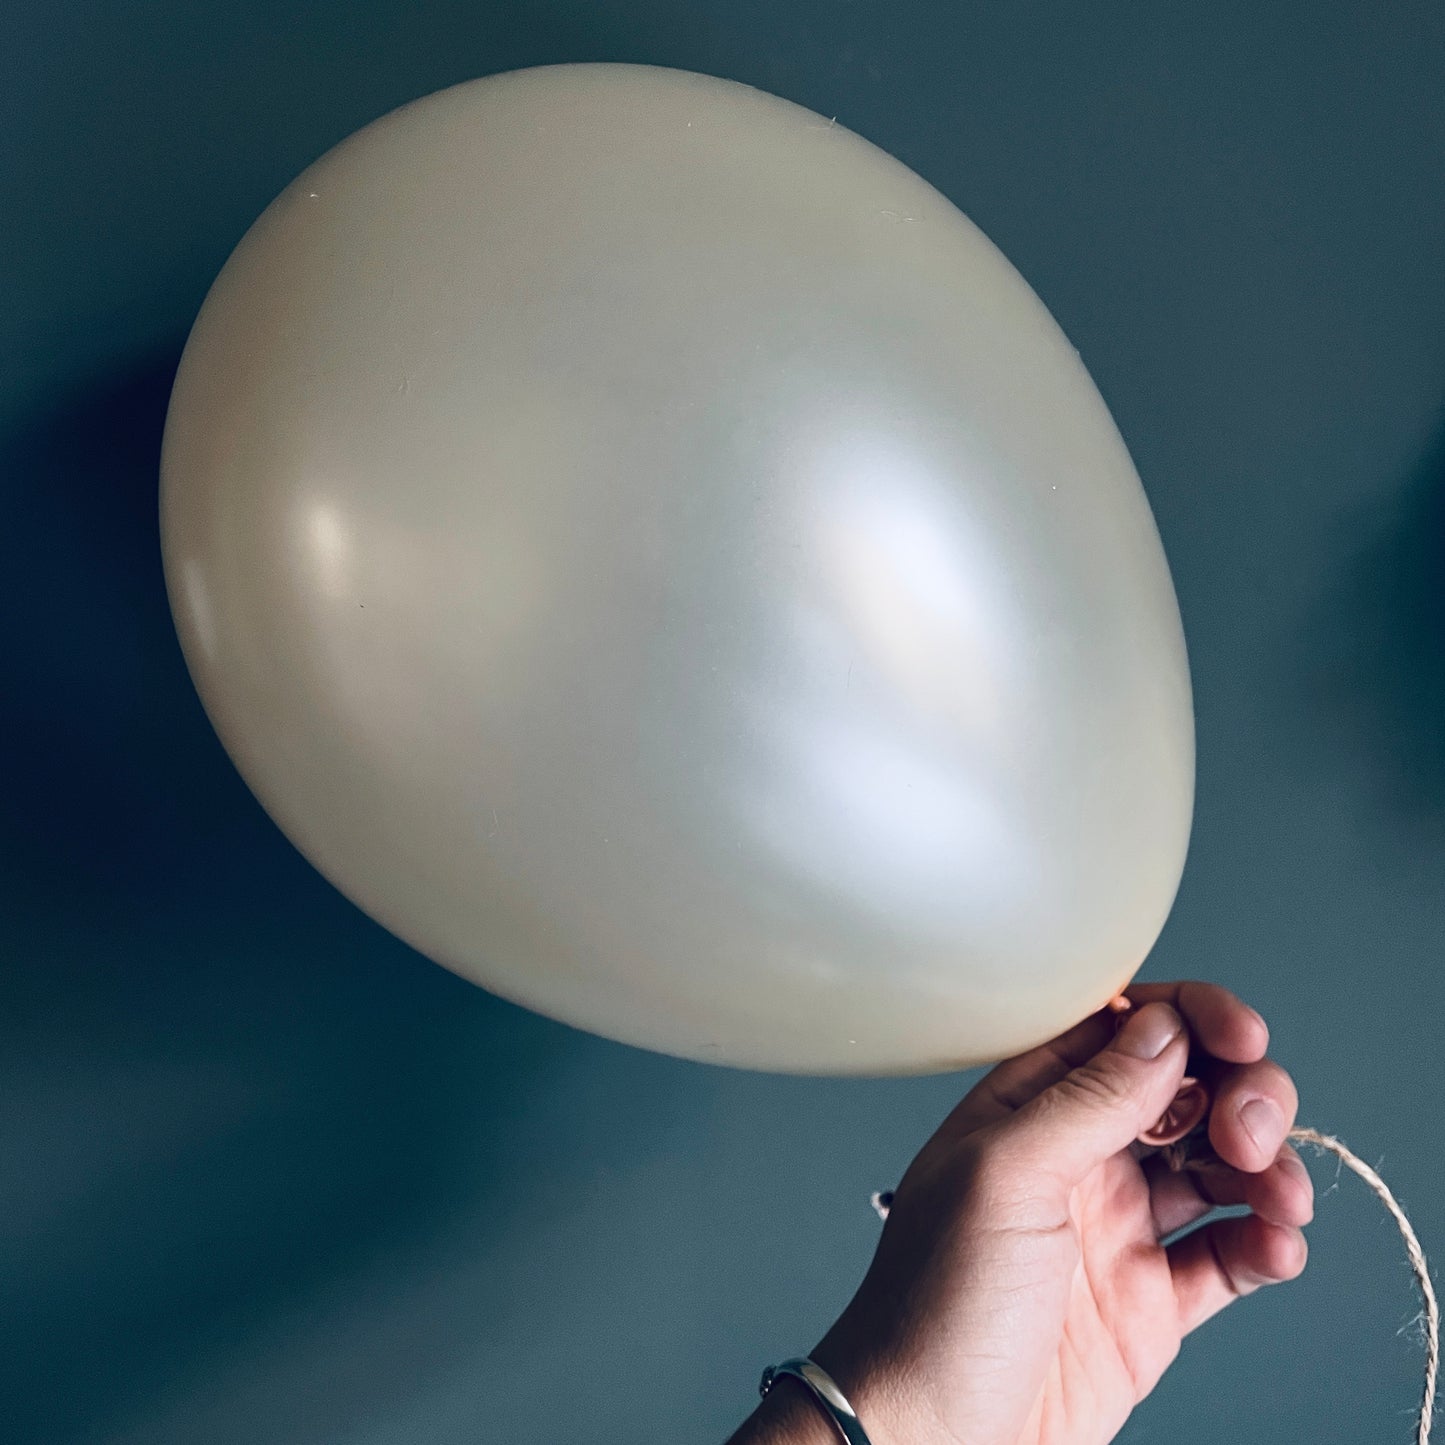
[1107,995,1212,1151]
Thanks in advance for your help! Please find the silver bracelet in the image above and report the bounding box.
[758,1357,873,1445]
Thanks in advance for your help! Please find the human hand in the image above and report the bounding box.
[733,983,1311,1445]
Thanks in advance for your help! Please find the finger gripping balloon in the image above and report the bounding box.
[160,63,1194,1074]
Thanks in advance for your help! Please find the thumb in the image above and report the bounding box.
[999,1001,1189,1192]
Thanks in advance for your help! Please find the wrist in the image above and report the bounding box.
[809,1317,955,1445]
[728,1373,838,1445]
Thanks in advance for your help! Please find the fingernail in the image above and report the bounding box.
[1115,1001,1182,1059]
[1277,1149,1308,1182]
[1240,1096,1285,1153]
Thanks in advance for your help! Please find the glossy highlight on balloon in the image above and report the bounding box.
[161,63,1194,1074]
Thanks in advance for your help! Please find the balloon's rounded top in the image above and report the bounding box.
[162,64,1193,1074]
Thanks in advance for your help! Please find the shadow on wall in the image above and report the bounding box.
[1304,412,1445,837]
[0,353,570,1444]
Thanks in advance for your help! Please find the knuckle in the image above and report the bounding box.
[1052,1059,1129,1111]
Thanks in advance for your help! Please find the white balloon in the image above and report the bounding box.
[161,63,1193,1074]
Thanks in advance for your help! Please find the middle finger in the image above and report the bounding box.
[1204,1056,1300,1173]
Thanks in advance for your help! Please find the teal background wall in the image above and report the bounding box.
[3,4,1443,1442]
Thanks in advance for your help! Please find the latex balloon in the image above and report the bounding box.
[161,63,1193,1074]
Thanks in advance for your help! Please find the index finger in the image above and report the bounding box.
[941,980,1268,1137]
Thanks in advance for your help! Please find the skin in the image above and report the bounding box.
[729,981,1310,1445]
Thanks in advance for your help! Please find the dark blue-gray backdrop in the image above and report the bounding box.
[4,4,1443,1442]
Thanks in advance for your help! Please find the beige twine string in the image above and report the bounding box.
[1286,1126,1437,1445]
[871,1124,1439,1442]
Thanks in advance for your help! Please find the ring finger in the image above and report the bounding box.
[1144,1141,1315,1238]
